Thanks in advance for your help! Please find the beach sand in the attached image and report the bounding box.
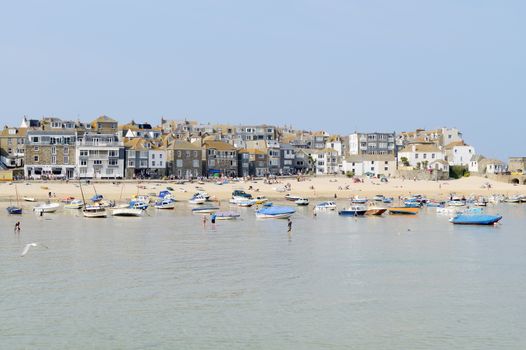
[1,176,524,203]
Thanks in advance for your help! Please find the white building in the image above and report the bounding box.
[148,146,167,177]
[444,142,475,166]
[397,143,445,169]
[325,137,343,156]
[349,132,396,156]
[76,133,125,179]
[311,148,340,175]
[341,155,397,177]
[469,155,506,174]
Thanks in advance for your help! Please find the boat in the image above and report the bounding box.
[373,195,385,202]
[232,190,252,199]
[64,199,84,209]
[314,201,337,211]
[83,205,107,218]
[61,196,75,203]
[285,194,302,202]
[23,196,35,202]
[351,196,368,204]
[447,200,465,207]
[365,206,387,216]
[256,206,295,219]
[215,211,241,220]
[474,197,488,206]
[189,195,207,205]
[132,195,151,203]
[112,208,143,217]
[193,191,210,200]
[449,214,502,225]
[129,200,149,210]
[237,199,256,207]
[154,198,176,209]
[192,206,220,214]
[91,194,104,202]
[404,200,422,208]
[254,196,268,204]
[6,183,22,214]
[504,195,521,203]
[382,197,394,204]
[436,206,462,215]
[33,202,60,213]
[388,207,419,215]
[158,190,173,199]
[295,198,309,206]
[426,200,444,207]
[338,205,367,216]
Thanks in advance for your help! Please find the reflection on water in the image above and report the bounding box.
[1,203,526,349]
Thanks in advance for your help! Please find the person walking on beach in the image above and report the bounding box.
[202,215,207,228]
[287,218,292,233]
[210,213,216,228]
[14,221,20,234]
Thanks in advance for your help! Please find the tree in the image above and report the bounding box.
[400,157,410,167]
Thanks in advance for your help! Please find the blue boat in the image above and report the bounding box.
[382,197,393,204]
[450,214,502,225]
[256,206,295,219]
[129,200,148,210]
[263,202,273,207]
[158,190,172,199]
[91,194,103,202]
[338,205,367,216]
[7,206,22,215]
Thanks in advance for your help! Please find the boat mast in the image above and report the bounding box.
[79,178,87,209]
[15,182,20,207]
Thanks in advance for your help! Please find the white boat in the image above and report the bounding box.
[447,200,465,207]
[83,206,107,218]
[154,198,176,209]
[238,199,256,207]
[33,202,60,213]
[23,196,36,202]
[112,208,143,217]
[189,195,207,205]
[436,206,462,215]
[192,206,219,214]
[215,211,241,220]
[505,195,521,203]
[64,199,84,209]
[295,198,309,206]
[315,201,337,211]
[351,196,368,204]
[285,194,302,201]
[256,206,296,219]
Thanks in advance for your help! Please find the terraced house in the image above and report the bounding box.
[76,132,124,179]
[202,140,238,177]
[0,126,26,168]
[24,129,76,179]
[166,140,202,179]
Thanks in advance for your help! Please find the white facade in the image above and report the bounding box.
[397,144,445,169]
[76,134,124,179]
[149,149,166,170]
[446,145,475,166]
[313,149,340,175]
[341,156,396,177]
[325,139,343,156]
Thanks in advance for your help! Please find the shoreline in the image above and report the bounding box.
[1,175,525,203]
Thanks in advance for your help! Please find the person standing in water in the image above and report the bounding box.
[202,215,207,228]
[210,213,216,228]
[14,221,21,234]
[287,218,292,232]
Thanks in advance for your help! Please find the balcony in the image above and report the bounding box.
[77,140,122,147]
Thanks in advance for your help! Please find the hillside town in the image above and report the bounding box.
[0,115,524,183]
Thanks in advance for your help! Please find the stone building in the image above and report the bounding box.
[166,140,202,179]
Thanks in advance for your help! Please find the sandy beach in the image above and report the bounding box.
[1,176,525,204]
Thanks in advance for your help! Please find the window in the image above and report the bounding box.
[415,154,419,159]
[32,137,39,143]
[152,161,156,166]
[177,151,181,157]
[152,153,155,159]
[128,160,135,167]
[94,160,102,165]
[33,146,39,152]
[193,160,199,168]
[384,167,388,171]
[109,159,118,166]
[186,151,190,157]
[51,146,56,155]
[160,153,163,159]
[7,138,12,145]
[159,161,163,167]
[80,159,87,166]
[176,159,183,168]
[109,150,117,157]
[51,155,56,164]
[80,150,88,157]
[33,155,39,162]
[423,153,427,159]
[64,146,69,154]
[431,153,435,159]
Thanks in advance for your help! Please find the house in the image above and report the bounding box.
[0,126,26,168]
[76,132,124,179]
[202,140,238,177]
[238,149,269,177]
[429,159,450,173]
[166,140,202,179]
[397,143,445,170]
[124,138,151,179]
[280,143,295,175]
[348,132,396,156]
[397,128,463,148]
[468,155,506,174]
[325,136,344,156]
[293,149,312,174]
[24,130,77,179]
[120,122,162,139]
[148,144,166,178]
[310,148,340,175]
[341,155,397,177]
[444,141,475,166]
[235,125,278,141]
[91,115,118,134]
[508,157,526,174]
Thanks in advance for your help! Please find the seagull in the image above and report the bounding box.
[20,242,49,257]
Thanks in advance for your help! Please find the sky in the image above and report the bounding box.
[0,0,524,159]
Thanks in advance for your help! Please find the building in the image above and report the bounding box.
[76,133,124,179]
[235,125,278,141]
[469,155,506,175]
[0,126,26,168]
[91,115,118,134]
[280,143,296,175]
[148,144,166,178]
[508,157,526,174]
[238,149,269,177]
[203,140,238,177]
[166,140,202,179]
[444,141,475,166]
[293,149,312,174]
[397,128,463,148]
[120,122,162,139]
[397,143,445,170]
[341,155,397,177]
[348,132,396,155]
[124,138,152,179]
[310,148,340,175]
[24,129,77,179]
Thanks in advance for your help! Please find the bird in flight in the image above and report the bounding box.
[20,242,49,257]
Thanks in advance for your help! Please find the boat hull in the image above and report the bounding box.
[365,208,387,216]
[338,210,366,216]
[112,208,143,217]
[388,207,419,215]
[7,206,22,215]
[450,215,502,225]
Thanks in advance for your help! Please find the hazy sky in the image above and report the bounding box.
[0,0,524,159]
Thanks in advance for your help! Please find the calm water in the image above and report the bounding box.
[1,202,526,349]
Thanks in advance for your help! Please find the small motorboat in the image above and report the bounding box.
[83,205,107,218]
[254,196,268,204]
[450,214,502,225]
[388,207,419,215]
[61,196,76,203]
[404,200,422,208]
[64,199,84,209]
[154,198,176,209]
[256,206,295,219]
[23,196,35,202]
[215,211,241,220]
[295,198,309,206]
[504,196,521,203]
[158,190,173,199]
[365,206,387,216]
[33,202,60,213]
[382,197,394,204]
[129,200,149,210]
[338,205,367,216]
[351,196,368,204]
[91,194,104,202]
[112,208,143,217]
[7,206,22,215]
[315,201,337,211]
[447,200,465,207]
[285,194,302,202]
[192,206,220,214]
[189,195,207,205]
[373,195,385,202]
[237,199,256,207]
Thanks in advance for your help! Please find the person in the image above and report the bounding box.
[202,215,207,228]
[287,218,292,233]
[312,208,317,218]
[210,213,216,226]
[14,221,20,234]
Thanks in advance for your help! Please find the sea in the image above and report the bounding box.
[1,202,526,349]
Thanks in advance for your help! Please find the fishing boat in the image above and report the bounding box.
[365,206,387,216]
[449,214,502,225]
[6,183,22,215]
[351,196,368,204]
[314,201,337,211]
[189,195,207,205]
[215,211,241,220]
[112,207,143,217]
[256,206,295,219]
[23,196,35,202]
[83,205,108,218]
[388,207,419,215]
[295,198,309,206]
[338,205,367,216]
[285,194,302,202]
[129,200,149,210]
[154,198,176,209]
[64,199,84,209]
[192,206,220,214]
[33,202,60,213]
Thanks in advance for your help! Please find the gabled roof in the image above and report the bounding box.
[167,140,202,151]
[203,140,237,151]
[444,141,468,150]
[92,115,117,125]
